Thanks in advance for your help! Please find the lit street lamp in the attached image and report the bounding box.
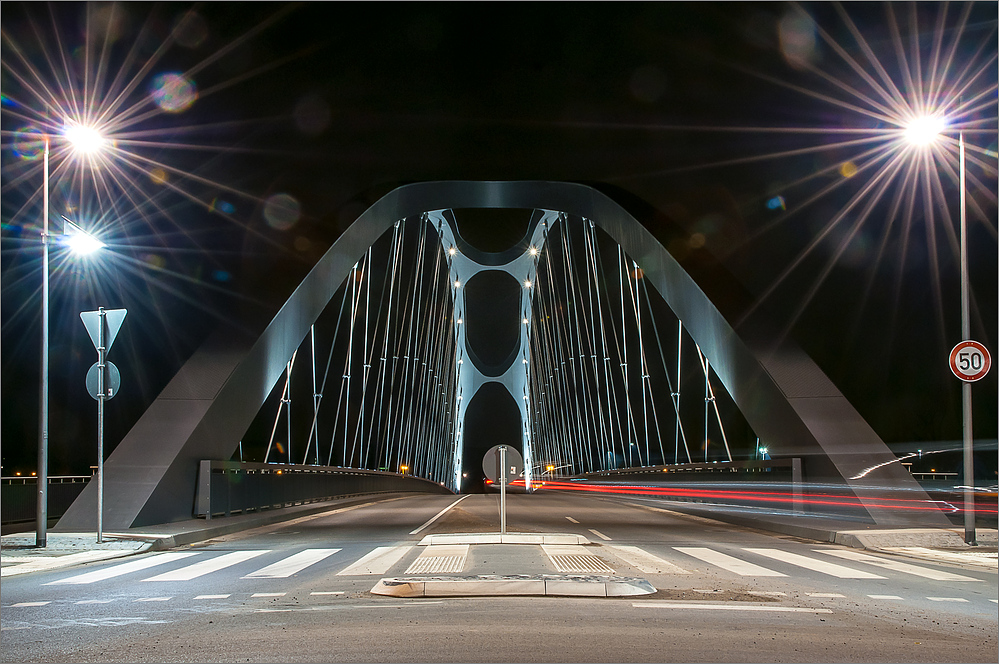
[903,116,978,545]
[37,124,106,548]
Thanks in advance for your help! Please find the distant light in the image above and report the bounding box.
[904,115,947,146]
[529,246,538,256]
[62,123,106,154]
[522,318,529,324]
[454,279,461,288]
[448,246,457,256]
[524,279,532,288]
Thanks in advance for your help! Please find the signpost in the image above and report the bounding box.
[948,339,991,546]
[482,444,523,535]
[80,307,126,543]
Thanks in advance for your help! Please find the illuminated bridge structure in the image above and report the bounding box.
[57,181,951,531]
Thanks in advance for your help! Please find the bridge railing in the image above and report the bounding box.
[2,476,92,530]
[194,461,452,520]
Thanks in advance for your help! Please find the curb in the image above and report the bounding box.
[418,532,590,546]
[371,574,656,597]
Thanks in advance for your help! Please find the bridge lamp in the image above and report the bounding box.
[36,121,108,548]
[904,112,977,544]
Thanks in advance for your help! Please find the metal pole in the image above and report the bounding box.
[499,445,507,535]
[36,136,50,548]
[97,307,106,543]
[959,132,976,545]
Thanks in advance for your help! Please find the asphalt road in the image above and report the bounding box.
[2,493,996,663]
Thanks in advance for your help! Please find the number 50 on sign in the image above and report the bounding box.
[949,340,991,382]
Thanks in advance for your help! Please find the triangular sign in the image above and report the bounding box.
[80,308,127,352]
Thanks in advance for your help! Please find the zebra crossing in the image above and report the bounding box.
[35,542,984,587]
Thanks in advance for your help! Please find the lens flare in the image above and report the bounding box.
[13,126,45,160]
[150,72,198,113]
[263,193,301,230]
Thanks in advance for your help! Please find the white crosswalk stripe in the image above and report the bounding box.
[44,552,201,585]
[337,545,413,576]
[606,545,692,575]
[242,548,340,579]
[673,547,786,576]
[814,549,981,581]
[743,548,884,579]
[143,550,269,582]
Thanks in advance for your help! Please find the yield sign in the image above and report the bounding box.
[80,308,127,352]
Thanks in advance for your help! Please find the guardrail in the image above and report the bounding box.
[1,476,92,528]
[194,461,452,519]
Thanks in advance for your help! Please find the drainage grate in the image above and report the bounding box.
[406,555,465,574]
[548,554,615,574]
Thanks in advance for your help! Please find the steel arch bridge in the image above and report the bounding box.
[57,181,949,530]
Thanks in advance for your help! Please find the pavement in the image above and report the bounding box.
[3,492,996,597]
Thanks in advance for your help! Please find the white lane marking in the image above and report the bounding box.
[927,597,969,602]
[405,544,468,574]
[75,599,114,604]
[588,529,612,541]
[336,545,413,576]
[868,595,903,600]
[565,516,580,524]
[251,592,286,598]
[242,548,340,579]
[673,547,786,577]
[605,545,691,575]
[806,593,845,598]
[44,552,200,585]
[143,550,269,582]
[991,599,998,603]
[634,602,832,613]
[744,548,885,579]
[11,602,50,607]
[310,591,344,596]
[749,591,787,597]
[410,496,470,535]
[194,594,231,600]
[815,549,982,581]
[134,597,172,602]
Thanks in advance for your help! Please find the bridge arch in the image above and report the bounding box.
[58,181,948,529]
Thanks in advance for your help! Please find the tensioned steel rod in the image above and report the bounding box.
[342,261,359,465]
[264,350,297,463]
[558,230,590,473]
[367,221,403,469]
[698,345,733,462]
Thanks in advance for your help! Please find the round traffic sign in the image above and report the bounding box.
[949,340,991,382]
[86,361,121,400]
[482,445,524,482]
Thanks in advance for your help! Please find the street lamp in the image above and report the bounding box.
[903,116,977,545]
[36,123,107,548]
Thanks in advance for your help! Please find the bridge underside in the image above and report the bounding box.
[56,181,951,530]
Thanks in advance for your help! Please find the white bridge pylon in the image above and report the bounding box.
[429,209,559,492]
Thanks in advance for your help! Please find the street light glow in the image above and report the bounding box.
[61,218,106,255]
[903,115,947,146]
[62,122,106,154]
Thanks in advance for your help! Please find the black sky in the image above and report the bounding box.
[1,2,996,476]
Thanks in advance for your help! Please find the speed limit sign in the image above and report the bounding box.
[949,340,991,382]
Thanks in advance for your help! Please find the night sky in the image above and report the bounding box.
[1,2,996,477]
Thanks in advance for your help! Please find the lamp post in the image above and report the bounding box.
[36,123,106,548]
[904,116,977,545]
